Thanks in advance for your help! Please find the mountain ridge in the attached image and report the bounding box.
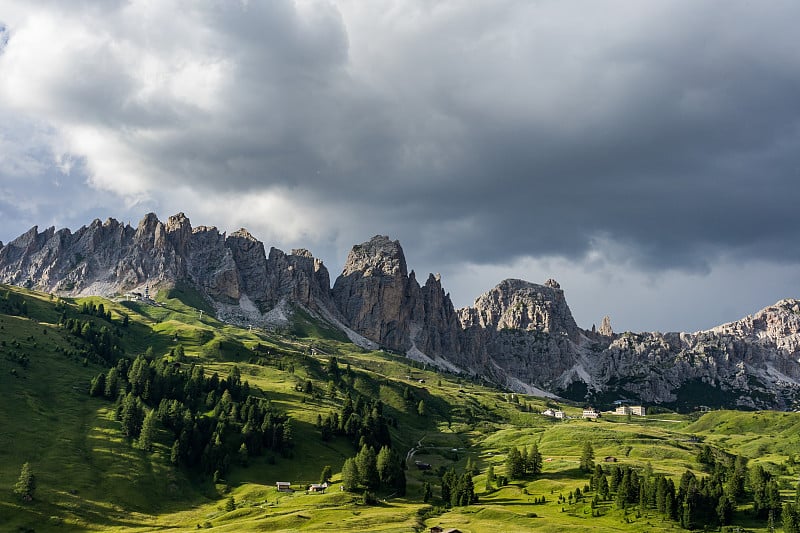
[2,212,799,409]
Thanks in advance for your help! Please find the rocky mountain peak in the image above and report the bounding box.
[461,278,580,338]
[332,236,413,351]
[341,235,407,278]
[230,228,257,241]
[134,212,167,250]
[598,315,614,336]
[165,212,193,253]
[3,213,800,409]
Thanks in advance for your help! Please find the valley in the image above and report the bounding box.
[2,284,800,532]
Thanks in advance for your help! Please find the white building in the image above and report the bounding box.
[614,405,646,416]
[582,407,600,419]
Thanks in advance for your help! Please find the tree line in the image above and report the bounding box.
[582,442,783,530]
[0,289,28,316]
[89,354,291,479]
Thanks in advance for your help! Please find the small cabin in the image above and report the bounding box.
[415,461,432,470]
[276,481,292,492]
[308,482,328,493]
[604,456,618,463]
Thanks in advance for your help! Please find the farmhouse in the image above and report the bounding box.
[614,405,646,416]
[308,482,328,493]
[276,481,292,492]
[582,407,600,419]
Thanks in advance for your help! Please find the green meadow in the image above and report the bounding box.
[0,284,797,532]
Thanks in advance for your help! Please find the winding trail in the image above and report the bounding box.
[406,436,426,465]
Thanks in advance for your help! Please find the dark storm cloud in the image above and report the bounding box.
[1,0,800,296]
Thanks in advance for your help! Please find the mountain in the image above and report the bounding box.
[2,213,799,409]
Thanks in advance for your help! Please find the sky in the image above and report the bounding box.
[1,0,799,333]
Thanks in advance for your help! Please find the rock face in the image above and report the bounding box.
[454,279,584,392]
[0,213,338,326]
[2,215,800,408]
[333,236,415,351]
[331,236,462,365]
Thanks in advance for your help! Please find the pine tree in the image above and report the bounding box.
[441,467,457,504]
[453,472,476,507]
[238,443,249,467]
[320,465,332,484]
[529,443,543,475]
[375,446,405,494]
[784,502,800,533]
[341,457,360,491]
[14,462,36,501]
[580,442,595,473]
[423,481,433,502]
[717,495,734,526]
[326,357,340,379]
[138,408,157,451]
[377,446,393,484]
[356,444,380,489]
[598,471,610,500]
[417,399,426,416]
[656,475,668,513]
[89,372,106,397]
[170,439,181,465]
[506,447,524,479]
[104,367,120,399]
[120,392,144,438]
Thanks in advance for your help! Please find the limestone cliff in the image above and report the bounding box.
[0,213,337,327]
[331,236,462,368]
[3,216,800,408]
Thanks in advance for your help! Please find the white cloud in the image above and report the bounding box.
[1,0,799,333]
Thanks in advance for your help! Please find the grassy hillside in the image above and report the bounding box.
[1,284,798,532]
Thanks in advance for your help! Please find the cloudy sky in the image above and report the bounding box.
[1,0,798,333]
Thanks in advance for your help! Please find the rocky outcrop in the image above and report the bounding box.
[0,213,337,327]
[449,277,800,408]
[264,247,338,316]
[573,301,800,409]
[332,236,419,352]
[3,215,800,409]
[331,236,463,366]
[451,279,585,390]
[598,316,613,337]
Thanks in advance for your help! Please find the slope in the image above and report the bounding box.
[1,285,800,532]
